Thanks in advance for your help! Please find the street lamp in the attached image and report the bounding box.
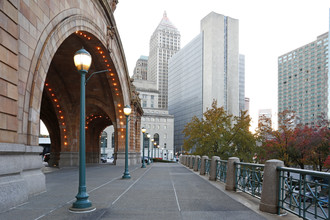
[70,48,94,212]
[141,127,146,168]
[150,138,154,163]
[146,133,150,165]
[153,142,157,159]
[122,105,132,179]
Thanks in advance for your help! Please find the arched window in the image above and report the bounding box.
[153,133,159,147]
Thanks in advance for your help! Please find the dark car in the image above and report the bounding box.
[43,153,50,162]
[141,156,149,163]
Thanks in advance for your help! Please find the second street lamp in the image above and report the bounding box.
[150,138,154,163]
[141,127,146,168]
[147,133,150,165]
[122,105,132,179]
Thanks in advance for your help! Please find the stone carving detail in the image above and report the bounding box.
[107,25,116,53]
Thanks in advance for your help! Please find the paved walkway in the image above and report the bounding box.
[0,163,294,220]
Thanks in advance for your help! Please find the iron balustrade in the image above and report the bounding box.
[277,167,330,220]
[205,159,211,175]
[198,158,201,171]
[235,162,264,199]
[216,159,227,183]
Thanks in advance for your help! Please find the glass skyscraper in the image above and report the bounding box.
[168,12,240,152]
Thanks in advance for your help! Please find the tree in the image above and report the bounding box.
[231,111,257,162]
[257,110,296,166]
[183,100,257,161]
[258,110,330,170]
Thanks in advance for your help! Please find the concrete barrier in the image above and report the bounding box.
[193,156,201,171]
[259,159,284,214]
[200,156,209,175]
[209,156,220,181]
[225,157,240,191]
[189,155,195,169]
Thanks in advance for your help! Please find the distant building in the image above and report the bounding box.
[168,12,240,151]
[278,32,329,127]
[147,11,181,109]
[239,54,246,113]
[132,55,175,159]
[132,55,148,80]
[245,97,250,115]
[258,109,272,128]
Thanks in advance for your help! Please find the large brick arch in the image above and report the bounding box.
[0,0,142,212]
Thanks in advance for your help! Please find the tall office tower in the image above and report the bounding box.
[258,109,272,128]
[278,32,329,126]
[131,55,175,160]
[132,56,148,80]
[239,54,245,113]
[245,97,250,115]
[168,12,239,150]
[147,11,181,109]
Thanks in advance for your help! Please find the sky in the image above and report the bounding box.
[113,0,330,131]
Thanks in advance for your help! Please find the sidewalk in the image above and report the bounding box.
[0,163,293,220]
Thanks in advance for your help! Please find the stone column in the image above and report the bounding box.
[200,156,209,175]
[259,159,284,214]
[187,155,191,167]
[194,155,201,171]
[225,157,240,191]
[179,155,182,163]
[189,155,195,169]
[209,156,220,181]
[183,155,187,165]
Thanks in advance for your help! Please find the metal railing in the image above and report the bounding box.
[198,158,201,171]
[205,159,211,175]
[235,162,264,199]
[277,167,330,220]
[216,159,227,183]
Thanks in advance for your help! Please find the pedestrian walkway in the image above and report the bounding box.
[1,163,289,220]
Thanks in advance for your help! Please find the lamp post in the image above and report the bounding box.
[122,105,132,179]
[150,138,154,163]
[157,145,160,158]
[70,48,94,211]
[154,142,157,158]
[147,133,150,165]
[141,127,146,168]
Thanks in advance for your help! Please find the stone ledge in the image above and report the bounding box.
[0,143,42,153]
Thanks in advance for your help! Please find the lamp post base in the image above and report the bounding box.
[122,171,131,179]
[69,206,96,213]
[141,163,146,168]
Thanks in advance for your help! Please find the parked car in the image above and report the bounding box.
[101,156,114,164]
[319,196,328,208]
[43,153,50,162]
[141,156,149,163]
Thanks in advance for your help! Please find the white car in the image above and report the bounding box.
[101,156,114,164]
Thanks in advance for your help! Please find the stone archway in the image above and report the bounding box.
[0,0,142,212]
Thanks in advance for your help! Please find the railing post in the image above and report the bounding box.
[225,157,240,191]
[200,156,209,175]
[183,155,187,165]
[189,155,195,169]
[209,156,220,181]
[186,155,191,167]
[259,159,284,214]
[179,155,182,163]
[194,155,201,171]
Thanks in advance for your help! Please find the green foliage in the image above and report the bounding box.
[183,100,257,162]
